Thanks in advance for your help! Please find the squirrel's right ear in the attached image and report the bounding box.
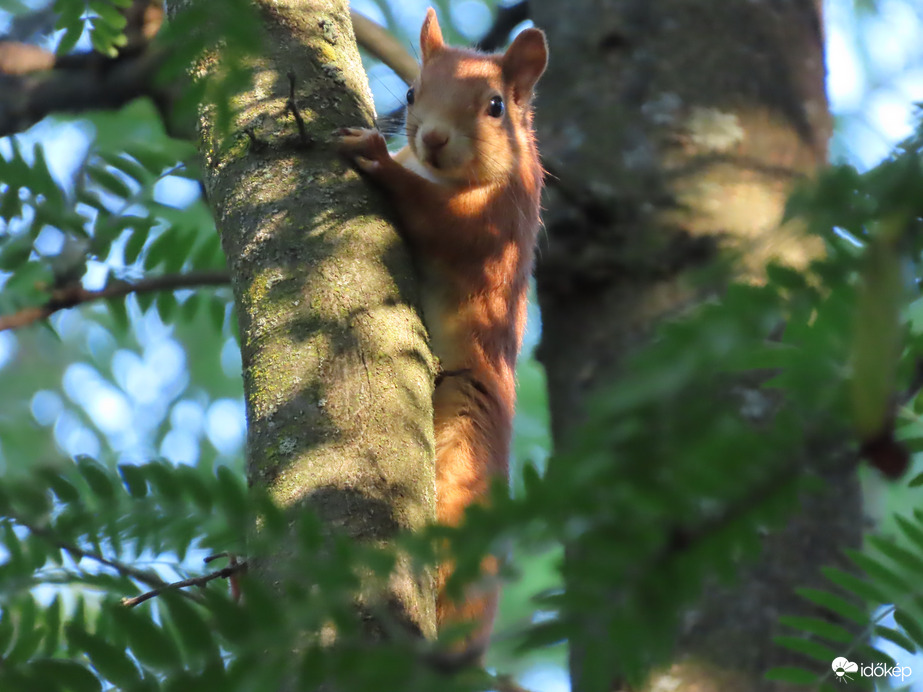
[420,8,445,61]
[502,28,548,103]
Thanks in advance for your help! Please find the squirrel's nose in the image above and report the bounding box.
[422,129,449,151]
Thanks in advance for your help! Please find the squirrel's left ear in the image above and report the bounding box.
[502,28,548,103]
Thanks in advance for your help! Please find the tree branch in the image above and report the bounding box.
[121,561,247,608]
[0,41,55,75]
[0,0,165,136]
[0,269,230,332]
[349,9,419,85]
[475,1,529,52]
[0,47,166,137]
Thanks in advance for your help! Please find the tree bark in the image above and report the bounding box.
[531,0,860,689]
[186,0,437,642]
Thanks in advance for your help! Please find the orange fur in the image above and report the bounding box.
[338,8,547,653]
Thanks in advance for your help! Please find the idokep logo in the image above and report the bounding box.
[831,657,912,684]
[831,657,858,682]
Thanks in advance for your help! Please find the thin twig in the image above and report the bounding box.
[18,519,177,594]
[0,269,230,333]
[204,551,245,601]
[121,561,247,608]
[204,551,230,564]
[286,71,310,145]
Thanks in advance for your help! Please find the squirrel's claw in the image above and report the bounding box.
[334,127,389,164]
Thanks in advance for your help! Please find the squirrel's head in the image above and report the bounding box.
[405,8,547,185]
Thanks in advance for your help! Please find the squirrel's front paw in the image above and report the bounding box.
[334,128,390,169]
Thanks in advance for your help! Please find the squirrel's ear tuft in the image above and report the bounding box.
[502,28,548,103]
[420,8,445,62]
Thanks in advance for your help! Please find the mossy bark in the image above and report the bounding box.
[190,0,437,640]
[532,0,860,689]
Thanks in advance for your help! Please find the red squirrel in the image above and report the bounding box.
[337,8,547,650]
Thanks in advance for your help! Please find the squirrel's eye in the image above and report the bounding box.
[406,88,415,105]
[487,95,504,118]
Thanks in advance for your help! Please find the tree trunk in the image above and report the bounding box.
[531,0,861,689]
[188,0,437,643]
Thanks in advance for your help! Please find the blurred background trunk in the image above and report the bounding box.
[531,1,862,689]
